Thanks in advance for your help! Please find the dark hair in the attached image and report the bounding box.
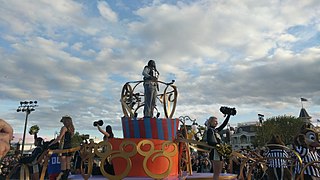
[147,60,156,68]
[106,125,114,138]
[35,137,44,146]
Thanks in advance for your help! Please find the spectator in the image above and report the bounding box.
[192,158,201,173]
[200,158,212,173]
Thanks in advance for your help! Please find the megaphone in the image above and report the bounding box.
[93,120,104,127]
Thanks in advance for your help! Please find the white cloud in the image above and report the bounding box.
[278,33,298,42]
[0,0,320,140]
[71,42,83,51]
[97,1,118,22]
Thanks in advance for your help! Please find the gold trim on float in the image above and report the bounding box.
[10,140,178,180]
[137,139,178,179]
[120,80,178,119]
[95,140,137,180]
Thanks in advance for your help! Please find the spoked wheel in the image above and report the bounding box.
[162,85,178,118]
[120,83,134,117]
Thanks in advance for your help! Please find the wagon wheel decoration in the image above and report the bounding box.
[121,80,177,118]
[121,81,144,118]
[160,82,178,119]
[121,82,138,117]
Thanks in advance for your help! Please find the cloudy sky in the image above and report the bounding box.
[1,0,320,143]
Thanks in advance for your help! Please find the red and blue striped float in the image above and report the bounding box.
[121,117,179,141]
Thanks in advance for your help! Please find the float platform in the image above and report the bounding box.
[68,173,237,180]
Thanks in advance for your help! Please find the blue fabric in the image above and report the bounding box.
[133,118,140,138]
[156,118,164,140]
[144,118,152,138]
[124,117,130,138]
[167,118,172,140]
[47,153,61,174]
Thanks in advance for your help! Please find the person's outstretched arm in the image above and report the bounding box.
[49,126,67,146]
[216,114,231,132]
[97,126,110,138]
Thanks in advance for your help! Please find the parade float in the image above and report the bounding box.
[7,76,237,180]
[68,79,182,180]
[9,78,309,180]
[76,78,238,180]
[4,63,316,180]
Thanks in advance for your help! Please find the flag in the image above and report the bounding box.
[301,98,308,102]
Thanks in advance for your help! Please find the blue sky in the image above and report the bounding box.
[1,0,320,143]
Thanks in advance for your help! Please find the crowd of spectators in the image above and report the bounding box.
[0,151,20,179]
[190,151,212,173]
[189,148,268,179]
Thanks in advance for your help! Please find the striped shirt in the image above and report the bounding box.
[265,149,289,168]
[294,145,320,177]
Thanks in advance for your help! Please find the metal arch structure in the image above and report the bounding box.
[120,80,178,119]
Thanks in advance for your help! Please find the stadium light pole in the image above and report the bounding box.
[17,101,38,156]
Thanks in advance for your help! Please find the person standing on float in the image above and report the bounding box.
[206,115,231,180]
[49,116,75,180]
[142,60,159,118]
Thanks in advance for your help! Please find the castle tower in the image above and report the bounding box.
[299,107,312,123]
[299,98,311,123]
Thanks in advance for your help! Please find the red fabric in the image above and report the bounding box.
[150,118,159,139]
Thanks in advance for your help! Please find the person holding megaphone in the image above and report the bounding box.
[94,120,114,141]
[94,120,115,175]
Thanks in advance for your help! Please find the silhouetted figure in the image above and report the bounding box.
[142,60,159,118]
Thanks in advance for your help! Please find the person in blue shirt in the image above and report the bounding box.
[48,153,61,180]
[47,139,61,180]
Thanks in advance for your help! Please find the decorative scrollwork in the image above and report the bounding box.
[162,84,178,119]
[80,141,95,179]
[137,139,178,179]
[120,80,178,118]
[94,140,137,180]
[33,140,178,180]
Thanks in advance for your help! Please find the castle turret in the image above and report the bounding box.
[299,107,312,123]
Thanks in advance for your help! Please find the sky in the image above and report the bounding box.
[1,0,320,143]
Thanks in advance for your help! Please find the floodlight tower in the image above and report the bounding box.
[17,101,38,156]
